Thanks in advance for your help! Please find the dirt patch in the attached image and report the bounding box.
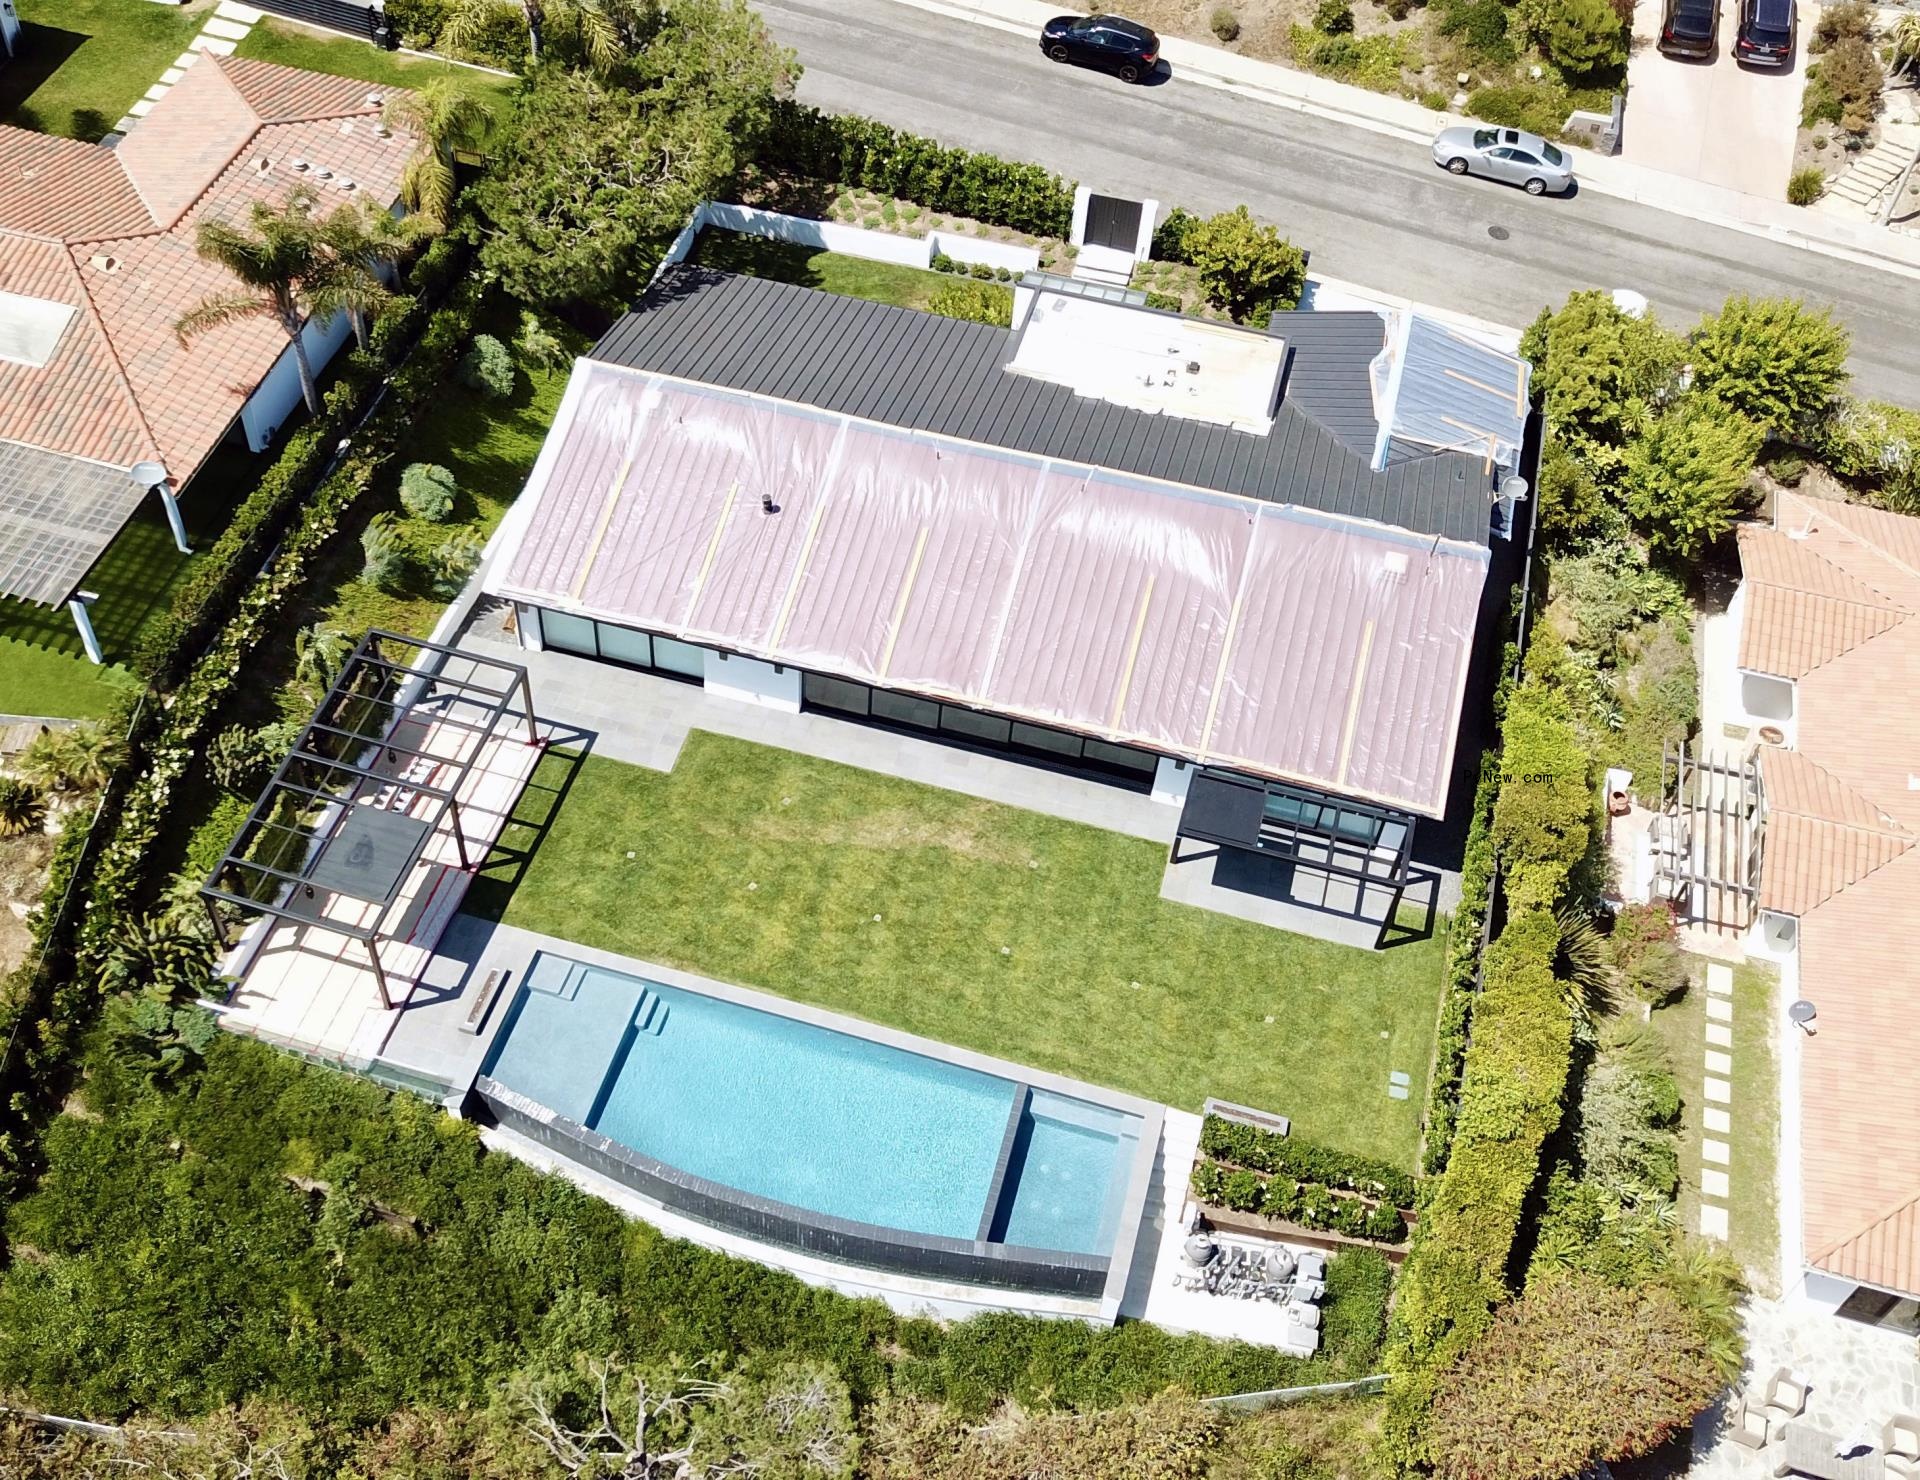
[0,829,54,977]
[723,803,1037,869]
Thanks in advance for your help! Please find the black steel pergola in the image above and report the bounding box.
[200,631,537,1008]
[1172,769,1418,948]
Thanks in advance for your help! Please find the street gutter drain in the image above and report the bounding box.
[1487,225,1510,241]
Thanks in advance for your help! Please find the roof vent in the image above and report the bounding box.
[337,178,357,192]
[339,119,355,135]
[314,166,334,181]
[252,155,271,174]
[88,253,120,274]
[289,158,309,173]
[365,92,384,107]
[1382,551,1410,577]
[375,122,392,138]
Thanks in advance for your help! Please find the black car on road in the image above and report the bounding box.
[1733,0,1795,64]
[1657,0,1719,57]
[1039,14,1161,82]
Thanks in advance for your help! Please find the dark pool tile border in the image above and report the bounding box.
[976,1084,1032,1244]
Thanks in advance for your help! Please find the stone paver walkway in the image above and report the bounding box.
[115,2,264,135]
[1700,961,1736,1242]
[1691,1296,1920,1478]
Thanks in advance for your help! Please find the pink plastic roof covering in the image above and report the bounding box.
[499,362,1491,815]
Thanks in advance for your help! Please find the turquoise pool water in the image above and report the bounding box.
[482,954,1139,1254]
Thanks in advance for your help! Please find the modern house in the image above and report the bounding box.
[0,54,418,659]
[486,266,1531,917]
[1719,489,1920,1332]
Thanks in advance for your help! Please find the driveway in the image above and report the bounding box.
[1621,0,1813,197]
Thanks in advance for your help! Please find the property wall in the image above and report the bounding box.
[239,309,356,452]
[656,202,1042,282]
[475,1077,1113,1299]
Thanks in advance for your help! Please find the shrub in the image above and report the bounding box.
[429,531,485,599]
[1765,448,1808,485]
[1806,37,1884,132]
[1213,4,1243,40]
[1609,616,1699,790]
[1438,0,1517,62]
[1690,294,1850,436]
[864,1388,1228,1480]
[1427,1273,1724,1480]
[0,778,42,839]
[360,513,408,593]
[1465,81,1567,137]
[1545,0,1627,73]
[1153,206,1200,263]
[1522,290,1684,456]
[1182,207,1307,326]
[1820,398,1920,513]
[1491,676,1593,914]
[1536,438,1606,540]
[1622,396,1763,560]
[1810,0,1873,52]
[1144,290,1183,312]
[399,462,458,522]
[1787,165,1826,205]
[1422,752,1499,1176]
[930,251,958,273]
[758,102,1074,238]
[1199,1117,1417,1207]
[513,309,570,379]
[928,279,1013,327]
[1608,900,1689,1004]
[1313,0,1355,33]
[457,333,515,398]
[206,722,298,796]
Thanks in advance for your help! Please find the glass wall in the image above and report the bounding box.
[533,608,704,683]
[802,674,1156,784]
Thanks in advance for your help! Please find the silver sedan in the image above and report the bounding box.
[1431,126,1576,196]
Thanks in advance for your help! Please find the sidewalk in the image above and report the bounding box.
[888,0,1920,282]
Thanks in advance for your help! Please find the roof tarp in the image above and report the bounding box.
[494,361,1492,816]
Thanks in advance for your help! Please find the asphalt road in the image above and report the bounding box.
[758,0,1920,406]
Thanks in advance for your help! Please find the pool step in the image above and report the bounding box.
[633,990,670,1036]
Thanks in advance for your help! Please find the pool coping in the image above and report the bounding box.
[457,923,1164,1319]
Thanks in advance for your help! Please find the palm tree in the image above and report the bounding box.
[314,201,416,350]
[440,0,638,73]
[176,190,338,417]
[17,722,124,794]
[382,78,494,226]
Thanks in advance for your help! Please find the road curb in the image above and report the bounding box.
[877,0,1920,285]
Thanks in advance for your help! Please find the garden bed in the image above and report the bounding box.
[1199,1201,1413,1262]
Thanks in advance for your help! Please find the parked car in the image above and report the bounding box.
[1733,0,1795,64]
[1038,14,1161,83]
[1430,126,1576,196]
[1658,0,1720,57]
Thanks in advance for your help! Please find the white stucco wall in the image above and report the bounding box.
[238,308,355,452]
[703,651,801,712]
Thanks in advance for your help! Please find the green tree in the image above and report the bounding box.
[383,78,493,226]
[176,189,344,417]
[1182,206,1307,326]
[1521,291,1683,455]
[691,1360,856,1480]
[1622,396,1762,559]
[1689,295,1850,435]
[1428,1272,1723,1480]
[470,7,794,308]
[95,914,217,1001]
[103,984,219,1089]
[514,308,570,379]
[1545,0,1627,73]
[314,199,418,349]
[294,621,355,697]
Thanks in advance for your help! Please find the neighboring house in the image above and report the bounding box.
[0,55,418,658]
[486,266,1531,917]
[1727,488,1920,1332]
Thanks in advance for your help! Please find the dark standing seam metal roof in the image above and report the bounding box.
[594,267,1494,546]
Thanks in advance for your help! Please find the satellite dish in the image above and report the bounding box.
[129,459,168,490]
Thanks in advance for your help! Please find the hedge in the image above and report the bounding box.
[1190,1160,1409,1243]
[1419,750,1500,1176]
[1199,1116,1415,1209]
[0,242,477,1195]
[756,101,1074,238]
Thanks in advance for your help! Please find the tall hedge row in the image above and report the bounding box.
[1379,657,1592,1473]
[757,100,1074,238]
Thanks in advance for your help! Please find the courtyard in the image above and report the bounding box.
[468,723,1445,1168]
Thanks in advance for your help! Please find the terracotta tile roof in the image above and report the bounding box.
[1797,850,1920,1301]
[111,59,265,232]
[1739,495,1920,1303]
[0,128,154,241]
[0,56,419,605]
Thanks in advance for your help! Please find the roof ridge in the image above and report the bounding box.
[57,242,167,468]
[217,54,393,124]
[1765,747,1914,836]
[1808,1182,1920,1270]
[1743,523,1907,612]
[1782,490,1920,600]
[122,60,265,233]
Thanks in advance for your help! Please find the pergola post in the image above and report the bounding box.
[67,593,104,665]
[519,668,539,746]
[449,797,471,870]
[366,937,394,1011]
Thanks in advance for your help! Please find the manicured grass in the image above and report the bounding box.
[0,635,138,720]
[485,735,1446,1166]
[689,230,954,313]
[1652,956,1781,1293]
[0,0,203,140]
[234,19,520,114]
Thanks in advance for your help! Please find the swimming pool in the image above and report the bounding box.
[480,953,1143,1261]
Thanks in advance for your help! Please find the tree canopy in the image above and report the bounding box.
[1623,396,1763,559]
[1689,294,1850,435]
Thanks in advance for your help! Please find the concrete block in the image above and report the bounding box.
[1707,998,1733,1023]
[1705,1107,1732,1133]
[1387,1084,1409,1100]
[1703,1138,1730,1165]
[1705,1049,1733,1075]
[190,34,239,54]
[160,67,187,84]
[1707,962,1734,996]
[202,16,254,39]
[1705,1076,1731,1104]
[143,83,171,101]
[1700,1204,1729,1239]
[1706,1023,1733,1048]
[172,51,203,68]
[127,99,156,117]
[1702,1168,1730,1197]
[215,0,266,19]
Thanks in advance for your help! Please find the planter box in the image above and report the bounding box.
[1196,1201,1410,1264]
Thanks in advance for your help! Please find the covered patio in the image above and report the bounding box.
[201,631,543,1065]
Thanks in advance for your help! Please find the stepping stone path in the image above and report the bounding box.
[1698,963,1735,1241]
[114,2,265,135]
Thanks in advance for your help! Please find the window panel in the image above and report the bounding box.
[541,609,598,657]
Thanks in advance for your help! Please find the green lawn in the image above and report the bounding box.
[1653,956,1781,1293]
[0,0,204,139]
[689,230,954,312]
[234,19,521,114]
[481,734,1446,1166]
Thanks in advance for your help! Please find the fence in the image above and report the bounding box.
[1202,1374,1389,1411]
[656,201,1042,285]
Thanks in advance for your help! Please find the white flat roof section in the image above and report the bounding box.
[1008,293,1287,435]
[494,362,1491,818]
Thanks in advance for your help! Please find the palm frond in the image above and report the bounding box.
[174,290,272,346]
